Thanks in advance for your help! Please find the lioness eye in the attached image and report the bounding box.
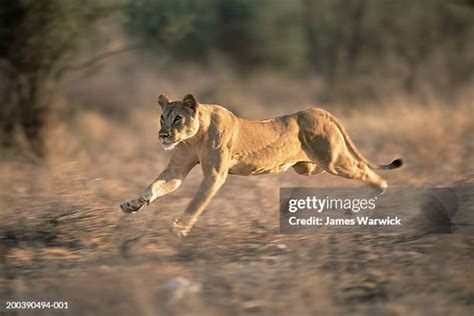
[160,115,164,123]
[174,115,182,123]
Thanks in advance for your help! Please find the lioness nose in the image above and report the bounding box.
[159,131,170,138]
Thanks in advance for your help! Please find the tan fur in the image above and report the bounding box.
[120,94,402,237]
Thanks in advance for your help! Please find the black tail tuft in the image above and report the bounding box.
[379,158,403,170]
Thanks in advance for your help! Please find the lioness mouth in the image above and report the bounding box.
[161,139,179,150]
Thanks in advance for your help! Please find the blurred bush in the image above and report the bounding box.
[125,0,474,99]
[124,0,306,70]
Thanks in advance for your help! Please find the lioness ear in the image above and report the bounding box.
[157,94,169,109]
[182,94,198,111]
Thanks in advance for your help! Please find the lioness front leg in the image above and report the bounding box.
[120,150,197,213]
[173,151,229,237]
[120,167,183,214]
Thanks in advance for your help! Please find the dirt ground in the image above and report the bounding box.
[0,58,473,315]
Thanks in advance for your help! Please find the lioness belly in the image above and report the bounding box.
[228,159,296,176]
[229,115,307,175]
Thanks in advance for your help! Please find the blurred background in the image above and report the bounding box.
[0,0,473,158]
[0,1,473,315]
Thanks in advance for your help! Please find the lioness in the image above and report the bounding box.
[120,94,402,237]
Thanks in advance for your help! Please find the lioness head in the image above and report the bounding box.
[157,94,200,150]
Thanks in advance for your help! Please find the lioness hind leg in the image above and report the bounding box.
[304,141,387,192]
[301,126,387,192]
[325,152,387,192]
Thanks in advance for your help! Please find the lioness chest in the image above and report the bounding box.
[227,115,307,176]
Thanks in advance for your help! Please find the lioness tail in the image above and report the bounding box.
[378,158,403,170]
[328,113,403,171]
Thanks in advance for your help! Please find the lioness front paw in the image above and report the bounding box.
[120,198,146,214]
[171,218,190,238]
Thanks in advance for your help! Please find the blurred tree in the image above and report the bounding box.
[125,0,276,70]
[258,1,306,71]
[125,0,217,62]
[214,0,266,69]
[301,0,474,100]
[0,0,110,156]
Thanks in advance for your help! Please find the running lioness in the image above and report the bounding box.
[120,94,402,237]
